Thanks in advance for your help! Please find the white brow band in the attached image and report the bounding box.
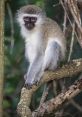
[22,14,38,17]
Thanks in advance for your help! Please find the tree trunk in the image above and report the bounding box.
[0,0,4,117]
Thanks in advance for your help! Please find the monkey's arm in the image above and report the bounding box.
[25,53,43,87]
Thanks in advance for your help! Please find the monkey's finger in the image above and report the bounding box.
[24,83,32,89]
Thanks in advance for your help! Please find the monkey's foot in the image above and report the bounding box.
[24,79,39,89]
[24,83,32,89]
[24,74,40,89]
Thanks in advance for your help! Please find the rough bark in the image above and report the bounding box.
[33,78,82,117]
[17,59,82,117]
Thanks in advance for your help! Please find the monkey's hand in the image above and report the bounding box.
[24,74,37,89]
[24,72,41,89]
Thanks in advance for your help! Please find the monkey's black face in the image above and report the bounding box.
[23,16,37,30]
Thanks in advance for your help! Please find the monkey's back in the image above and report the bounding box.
[41,18,66,59]
[41,18,64,40]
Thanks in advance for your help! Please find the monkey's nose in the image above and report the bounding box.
[25,23,35,30]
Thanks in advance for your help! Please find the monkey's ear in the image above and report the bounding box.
[15,9,20,19]
[15,10,25,25]
[15,10,20,23]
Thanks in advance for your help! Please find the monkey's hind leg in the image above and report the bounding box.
[34,40,61,84]
[43,40,61,71]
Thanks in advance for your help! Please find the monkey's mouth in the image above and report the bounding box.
[25,23,35,30]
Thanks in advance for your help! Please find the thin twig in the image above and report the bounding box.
[68,22,75,62]
[32,83,51,117]
[7,3,14,54]
[60,0,79,43]
[63,0,67,34]
[67,0,82,47]
[70,99,82,113]
[53,2,60,7]
[39,84,50,105]
[63,10,67,34]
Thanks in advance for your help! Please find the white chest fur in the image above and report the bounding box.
[24,31,44,63]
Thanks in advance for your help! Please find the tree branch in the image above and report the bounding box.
[17,58,82,117]
[33,77,82,117]
[61,0,82,47]
[68,0,82,46]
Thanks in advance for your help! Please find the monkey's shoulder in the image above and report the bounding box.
[44,18,58,26]
[41,18,65,39]
[42,18,60,29]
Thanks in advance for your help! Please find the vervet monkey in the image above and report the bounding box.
[16,5,66,88]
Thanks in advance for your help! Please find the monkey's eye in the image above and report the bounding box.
[23,16,29,22]
[31,17,37,22]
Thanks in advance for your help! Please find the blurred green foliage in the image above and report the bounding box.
[4,0,82,117]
